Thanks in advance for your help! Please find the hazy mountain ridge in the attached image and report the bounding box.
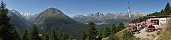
[72,12,147,24]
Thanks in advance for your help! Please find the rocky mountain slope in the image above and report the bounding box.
[8,10,28,33]
[32,8,86,39]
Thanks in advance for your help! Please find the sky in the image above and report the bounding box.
[3,0,171,17]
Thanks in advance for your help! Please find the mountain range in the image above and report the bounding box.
[8,8,86,39]
[8,8,147,39]
[72,12,147,25]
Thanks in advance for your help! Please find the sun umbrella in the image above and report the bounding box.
[146,21,155,25]
[128,23,135,27]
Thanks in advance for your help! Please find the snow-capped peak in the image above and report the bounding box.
[20,13,34,17]
[20,13,38,19]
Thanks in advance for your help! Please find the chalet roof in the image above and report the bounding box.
[147,15,171,18]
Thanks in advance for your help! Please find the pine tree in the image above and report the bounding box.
[161,9,164,13]
[21,30,28,40]
[118,23,125,31]
[42,34,48,40]
[57,33,71,40]
[28,24,41,40]
[82,32,86,40]
[63,33,71,40]
[111,24,117,34]
[49,30,57,40]
[119,23,124,27]
[164,3,171,15]
[85,22,97,40]
[11,26,20,40]
[0,1,20,40]
[97,27,103,39]
[57,33,65,40]
[102,27,110,38]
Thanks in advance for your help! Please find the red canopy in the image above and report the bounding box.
[137,22,143,25]
[128,23,135,27]
[146,21,155,25]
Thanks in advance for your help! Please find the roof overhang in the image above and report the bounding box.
[147,15,171,18]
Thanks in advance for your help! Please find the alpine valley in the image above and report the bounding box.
[8,8,146,39]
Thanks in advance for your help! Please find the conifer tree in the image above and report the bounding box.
[102,27,110,38]
[111,24,117,34]
[57,33,65,40]
[85,22,97,40]
[42,34,48,40]
[118,23,125,31]
[164,3,171,15]
[21,30,28,40]
[11,26,20,40]
[28,24,41,40]
[97,27,103,39]
[49,30,57,40]
[57,33,71,40]
[0,1,19,40]
[82,32,86,40]
[158,9,164,16]
[63,33,71,40]
[161,9,164,13]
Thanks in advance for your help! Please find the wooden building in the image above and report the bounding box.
[146,15,171,28]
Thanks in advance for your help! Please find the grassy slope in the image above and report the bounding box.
[157,18,171,40]
[115,28,139,40]
[114,28,128,40]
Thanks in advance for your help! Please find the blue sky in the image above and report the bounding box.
[3,0,171,17]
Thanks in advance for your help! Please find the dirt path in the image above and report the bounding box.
[134,28,158,40]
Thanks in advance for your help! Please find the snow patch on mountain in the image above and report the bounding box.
[20,13,39,19]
